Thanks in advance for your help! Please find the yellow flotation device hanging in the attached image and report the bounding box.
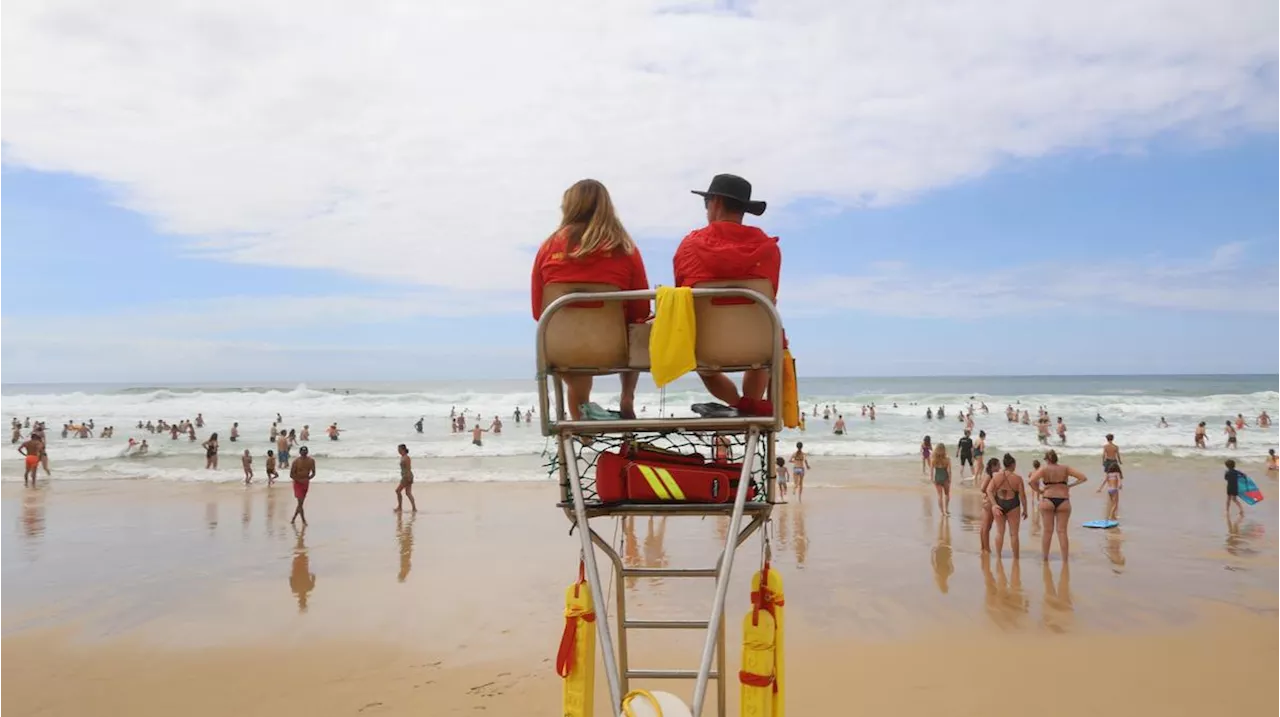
[557,559,595,717]
[782,349,800,430]
[740,559,786,717]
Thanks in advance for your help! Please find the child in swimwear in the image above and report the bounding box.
[265,450,278,486]
[1266,449,1278,474]
[789,442,810,502]
[1223,459,1245,518]
[1096,463,1122,521]
[775,457,790,500]
[242,449,254,485]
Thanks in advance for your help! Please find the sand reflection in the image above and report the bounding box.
[21,486,46,542]
[397,512,415,583]
[1040,561,1073,633]
[289,526,316,613]
[931,517,953,594]
[981,554,1029,631]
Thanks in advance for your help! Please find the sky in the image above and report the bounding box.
[2,0,1278,383]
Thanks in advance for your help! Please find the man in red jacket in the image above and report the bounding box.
[675,174,781,417]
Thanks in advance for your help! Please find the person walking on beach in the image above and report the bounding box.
[18,434,43,486]
[290,446,316,525]
[395,444,417,513]
[242,449,254,485]
[202,433,219,470]
[789,442,810,501]
[930,442,953,516]
[1029,450,1088,561]
[531,178,649,421]
[920,436,933,476]
[265,450,278,485]
[1223,459,1246,518]
[987,454,1027,559]
[775,457,790,500]
[1223,421,1238,449]
[1102,433,1122,473]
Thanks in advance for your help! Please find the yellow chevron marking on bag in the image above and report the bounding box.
[654,467,686,500]
[636,465,671,500]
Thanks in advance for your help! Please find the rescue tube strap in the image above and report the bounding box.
[739,670,775,688]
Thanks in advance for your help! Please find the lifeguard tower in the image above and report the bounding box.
[536,280,786,717]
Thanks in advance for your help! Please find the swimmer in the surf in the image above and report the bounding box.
[1259,411,1272,428]
[414,417,424,434]
[490,416,503,435]
[230,422,239,442]
[300,425,310,442]
[1194,422,1206,448]
[471,424,489,447]
[1223,421,1237,449]
[833,415,846,435]
[327,423,341,441]
[1056,417,1067,444]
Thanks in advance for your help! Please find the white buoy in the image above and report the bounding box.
[620,690,693,717]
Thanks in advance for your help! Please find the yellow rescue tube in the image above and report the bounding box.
[782,349,800,429]
[557,562,595,717]
[751,566,786,717]
[739,607,777,717]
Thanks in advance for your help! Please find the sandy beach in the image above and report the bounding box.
[4,457,1278,716]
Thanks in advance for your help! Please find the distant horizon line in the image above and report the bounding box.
[2,372,1277,388]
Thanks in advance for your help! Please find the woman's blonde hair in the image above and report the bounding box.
[555,179,634,258]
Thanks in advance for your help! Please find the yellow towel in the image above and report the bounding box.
[650,286,697,387]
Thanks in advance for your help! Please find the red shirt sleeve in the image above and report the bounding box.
[625,247,651,324]
[531,241,548,321]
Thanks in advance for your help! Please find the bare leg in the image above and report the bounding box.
[1056,501,1072,561]
[943,481,951,516]
[1040,500,1055,560]
[935,483,945,515]
[1007,509,1022,560]
[561,375,595,421]
[980,508,992,553]
[993,511,1007,556]
[395,485,404,512]
[618,372,638,419]
[742,368,769,401]
[406,485,417,512]
[698,371,741,406]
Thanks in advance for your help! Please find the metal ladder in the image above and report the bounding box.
[563,428,771,717]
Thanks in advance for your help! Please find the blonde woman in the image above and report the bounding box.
[931,442,953,516]
[531,180,650,420]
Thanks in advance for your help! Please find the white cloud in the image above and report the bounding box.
[782,242,1279,319]
[2,0,1275,292]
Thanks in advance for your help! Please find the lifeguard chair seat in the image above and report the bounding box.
[541,282,631,371]
[691,278,775,369]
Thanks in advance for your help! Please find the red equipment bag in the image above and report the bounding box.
[594,448,755,504]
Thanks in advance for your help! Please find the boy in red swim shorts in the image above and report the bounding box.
[290,446,316,526]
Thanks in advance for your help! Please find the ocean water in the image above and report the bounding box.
[2,374,1276,484]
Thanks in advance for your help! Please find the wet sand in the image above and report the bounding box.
[4,458,1278,715]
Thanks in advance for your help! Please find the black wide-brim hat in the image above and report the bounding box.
[692,173,766,216]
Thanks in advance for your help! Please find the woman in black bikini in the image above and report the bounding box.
[987,453,1027,559]
[1028,450,1087,561]
[202,432,219,470]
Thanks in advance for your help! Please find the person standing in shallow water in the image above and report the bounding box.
[395,444,417,513]
[202,433,219,469]
[987,454,1027,559]
[290,446,316,525]
[1028,450,1088,561]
